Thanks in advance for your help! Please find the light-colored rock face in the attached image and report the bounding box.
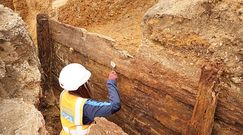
[0,5,41,104]
[0,98,47,135]
[0,5,47,135]
[142,0,243,134]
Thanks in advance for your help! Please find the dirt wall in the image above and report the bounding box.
[0,0,14,9]
[0,0,52,43]
[142,0,243,134]
[58,0,158,55]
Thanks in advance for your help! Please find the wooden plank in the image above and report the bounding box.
[51,41,193,134]
[184,63,221,135]
[48,19,128,68]
[37,14,53,94]
[48,19,197,106]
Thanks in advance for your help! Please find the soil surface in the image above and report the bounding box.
[58,0,158,56]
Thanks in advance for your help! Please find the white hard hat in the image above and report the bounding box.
[59,63,91,91]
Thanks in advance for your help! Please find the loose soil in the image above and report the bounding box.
[58,0,158,56]
[39,89,61,135]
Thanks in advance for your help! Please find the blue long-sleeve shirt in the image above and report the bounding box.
[82,80,121,125]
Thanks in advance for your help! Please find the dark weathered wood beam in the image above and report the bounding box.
[37,14,53,94]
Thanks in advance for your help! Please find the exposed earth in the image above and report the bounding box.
[0,0,242,134]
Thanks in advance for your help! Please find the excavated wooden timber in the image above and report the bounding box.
[184,64,221,135]
[37,14,243,134]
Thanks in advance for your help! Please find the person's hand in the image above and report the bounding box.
[108,71,118,80]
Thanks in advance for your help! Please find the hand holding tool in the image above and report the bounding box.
[110,61,116,71]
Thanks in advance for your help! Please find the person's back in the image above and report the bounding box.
[58,63,121,135]
[60,90,89,135]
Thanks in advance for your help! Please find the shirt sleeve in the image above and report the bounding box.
[83,80,121,124]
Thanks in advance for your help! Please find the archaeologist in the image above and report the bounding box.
[58,63,121,135]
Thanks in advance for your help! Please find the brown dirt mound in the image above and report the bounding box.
[58,0,158,55]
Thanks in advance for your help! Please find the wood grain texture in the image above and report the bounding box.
[37,14,53,94]
[184,64,221,135]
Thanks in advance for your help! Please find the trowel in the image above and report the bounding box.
[110,61,116,71]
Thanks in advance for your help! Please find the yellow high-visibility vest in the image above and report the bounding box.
[60,90,90,135]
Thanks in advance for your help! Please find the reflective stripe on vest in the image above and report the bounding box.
[60,90,89,135]
[63,126,90,135]
[75,98,82,125]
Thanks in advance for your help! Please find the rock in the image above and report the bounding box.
[0,5,41,104]
[0,60,6,79]
[89,118,127,135]
[231,77,242,84]
[0,98,47,135]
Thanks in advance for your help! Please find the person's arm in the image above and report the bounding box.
[83,71,121,124]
